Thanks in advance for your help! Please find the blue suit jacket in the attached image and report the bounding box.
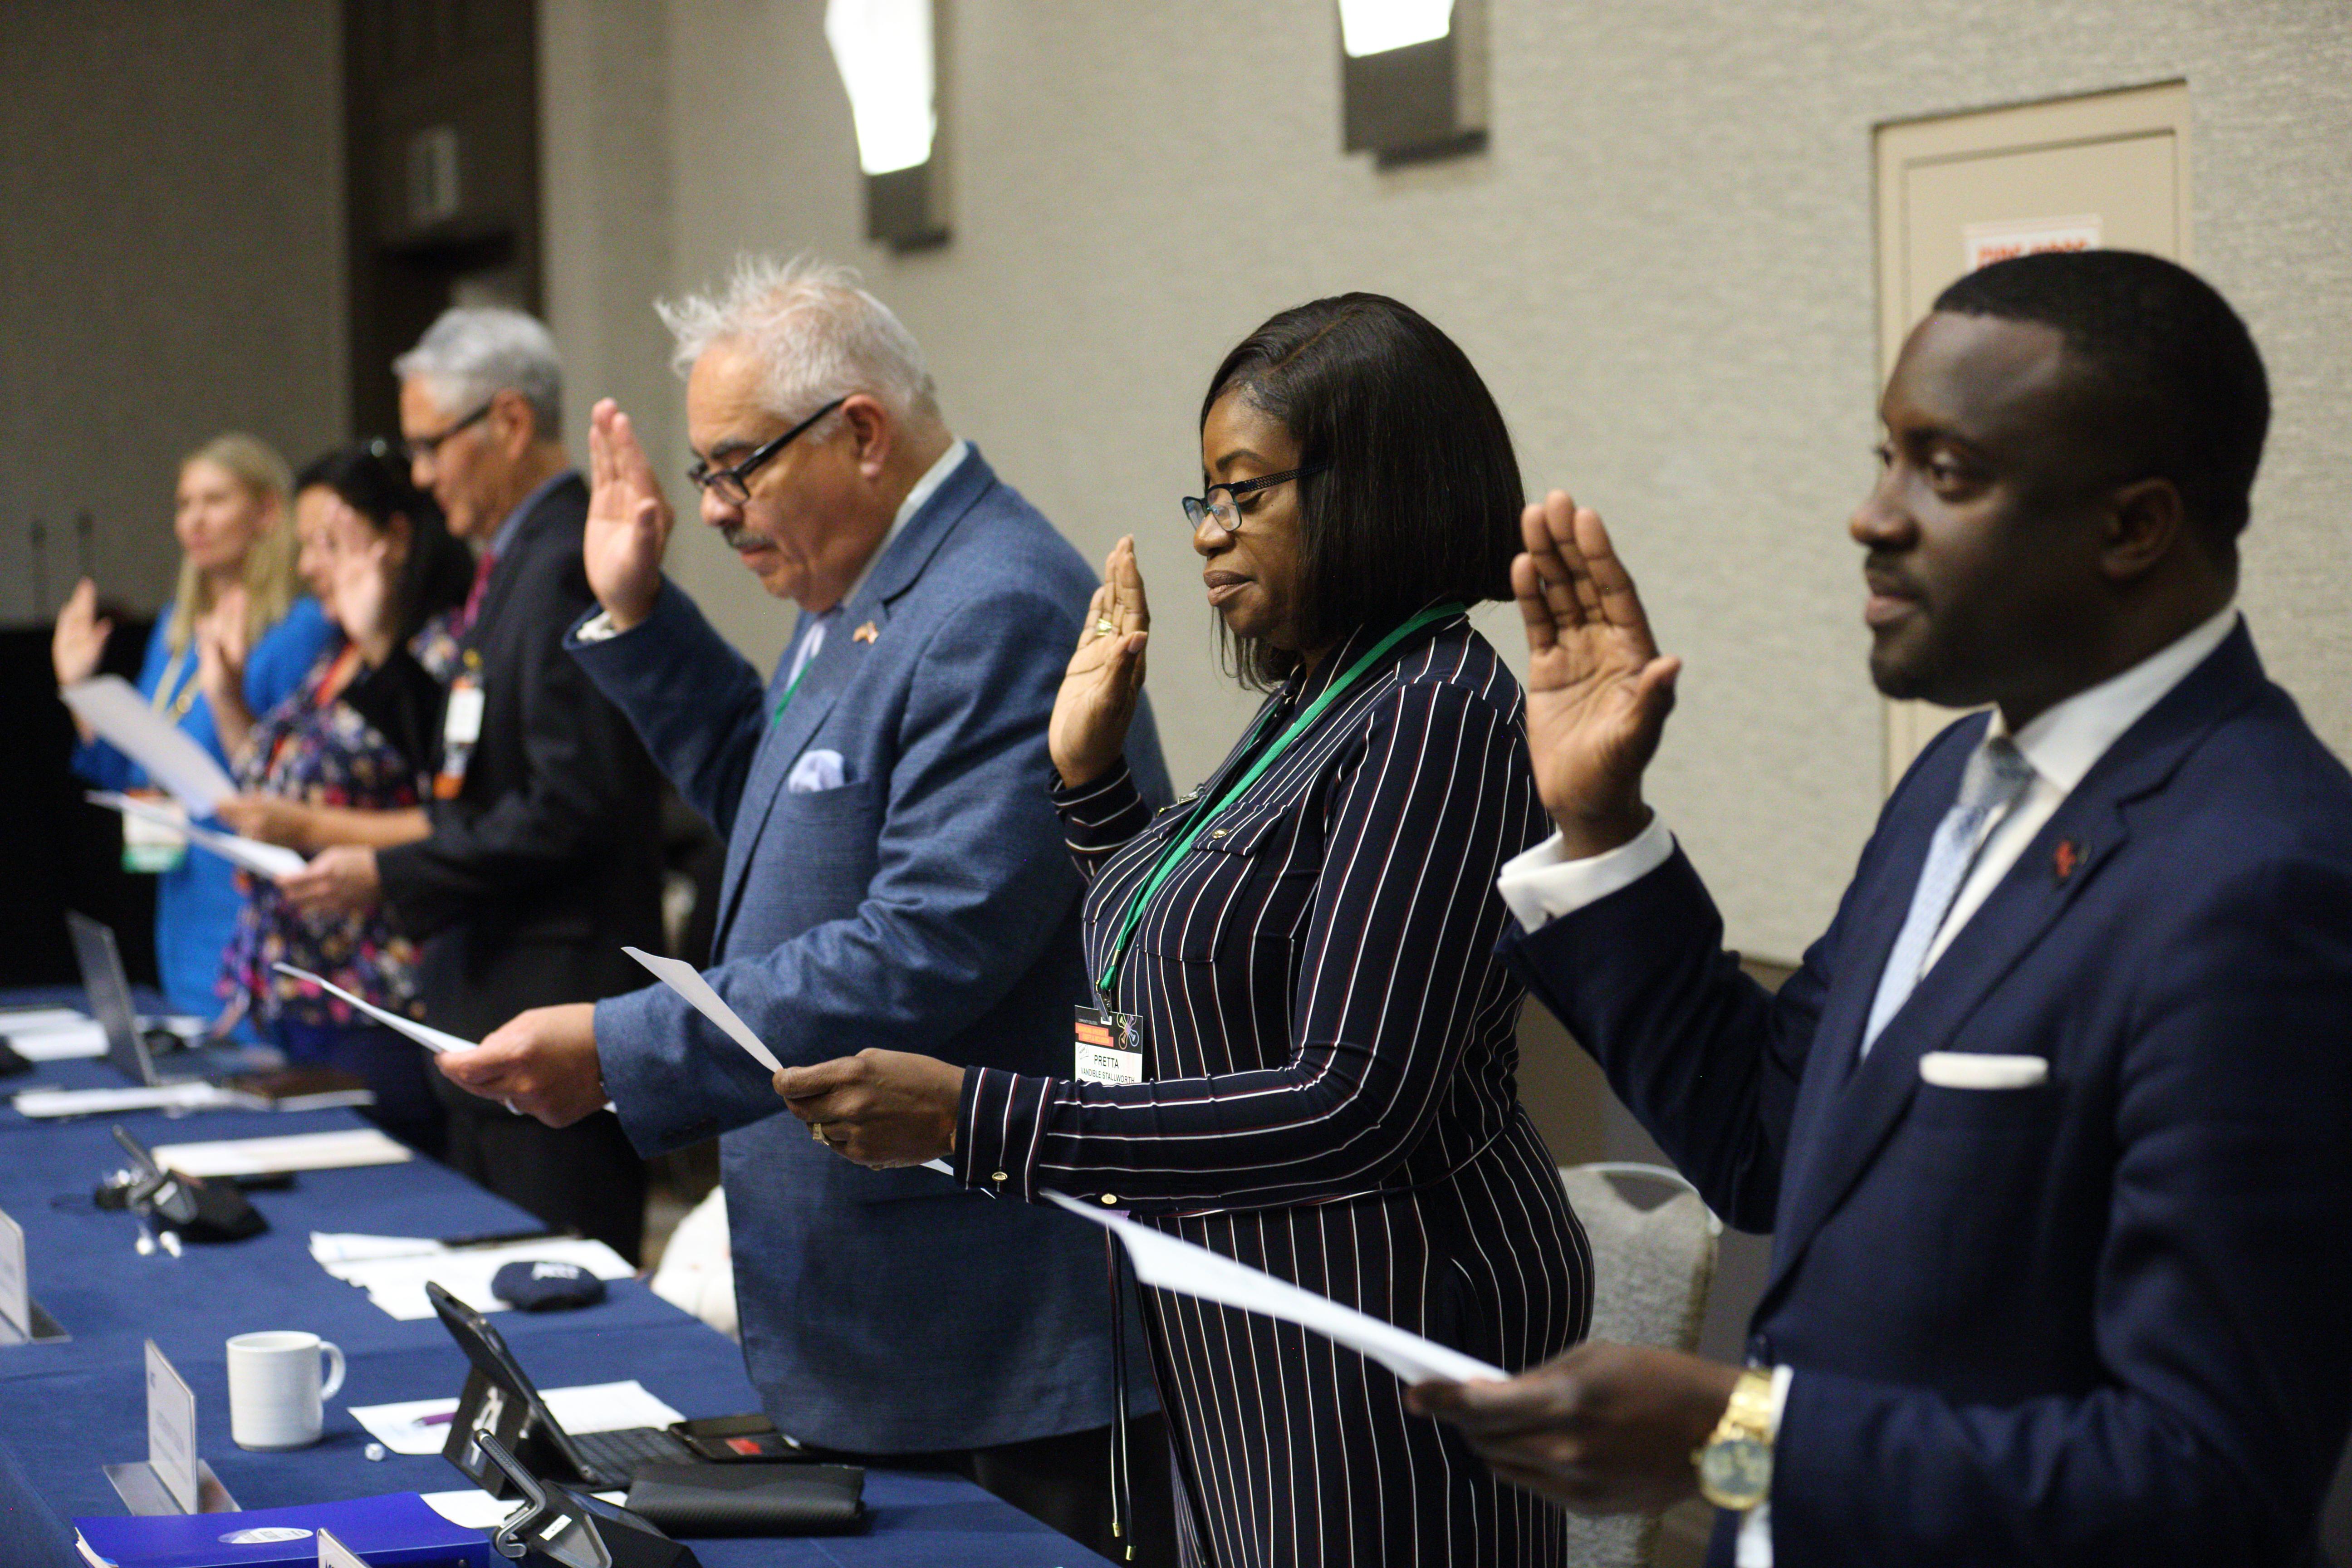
[1503,624,2352,1565]
[573,447,1171,1452]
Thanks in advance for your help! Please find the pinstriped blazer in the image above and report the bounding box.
[959,611,1591,1567]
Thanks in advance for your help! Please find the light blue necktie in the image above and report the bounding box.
[1861,735,2037,1055]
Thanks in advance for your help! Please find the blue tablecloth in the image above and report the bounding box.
[0,995,1112,1568]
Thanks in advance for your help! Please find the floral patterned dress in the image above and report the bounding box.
[221,640,441,1150]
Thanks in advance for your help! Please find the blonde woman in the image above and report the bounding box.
[55,433,334,1020]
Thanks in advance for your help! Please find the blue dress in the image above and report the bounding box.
[72,597,335,1019]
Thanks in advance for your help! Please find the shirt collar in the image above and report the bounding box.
[489,468,578,559]
[835,439,969,612]
[1993,603,2241,792]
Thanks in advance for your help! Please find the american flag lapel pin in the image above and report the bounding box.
[853,621,879,644]
[2053,839,2080,882]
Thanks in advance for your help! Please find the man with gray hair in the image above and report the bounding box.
[298,305,665,1257]
[435,258,1173,1557]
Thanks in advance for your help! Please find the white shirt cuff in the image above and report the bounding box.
[1731,1366,1796,1566]
[1495,817,1676,933]
[573,609,627,643]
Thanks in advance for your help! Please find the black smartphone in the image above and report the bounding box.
[670,1412,799,1462]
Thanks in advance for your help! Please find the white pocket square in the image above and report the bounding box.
[1919,1052,2048,1090]
[785,749,848,794]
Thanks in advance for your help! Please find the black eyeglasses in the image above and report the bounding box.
[1181,462,1330,538]
[687,397,850,507]
[401,400,494,465]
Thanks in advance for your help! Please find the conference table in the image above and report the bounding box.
[0,990,1114,1568]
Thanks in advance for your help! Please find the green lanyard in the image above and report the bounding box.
[1094,602,1464,1001]
[769,661,813,728]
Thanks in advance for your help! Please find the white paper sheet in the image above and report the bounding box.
[12,1081,245,1118]
[272,964,472,1056]
[317,1235,636,1321]
[1043,1191,1505,1386]
[353,1380,683,1456]
[89,791,307,878]
[621,946,783,1074]
[60,676,237,811]
[0,1022,107,1061]
[0,1008,92,1034]
[148,1128,413,1178]
[421,1486,627,1528]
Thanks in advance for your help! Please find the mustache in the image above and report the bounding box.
[719,522,756,550]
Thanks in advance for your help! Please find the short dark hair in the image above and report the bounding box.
[1932,250,2268,559]
[295,441,475,643]
[1201,294,1522,687]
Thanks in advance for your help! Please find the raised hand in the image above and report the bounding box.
[584,397,674,631]
[328,513,400,665]
[51,578,113,687]
[1516,492,1681,857]
[195,585,251,701]
[1048,537,1150,788]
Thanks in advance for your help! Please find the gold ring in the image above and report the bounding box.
[1094,617,1116,637]
[810,1121,827,1142]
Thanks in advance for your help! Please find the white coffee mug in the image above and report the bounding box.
[225,1331,345,1450]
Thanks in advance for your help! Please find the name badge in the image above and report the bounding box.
[442,680,485,745]
[120,793,187,874]
[434,670,485,801]
[1074,1004,1144,1085]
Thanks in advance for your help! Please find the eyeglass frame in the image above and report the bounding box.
[686,396,851,507]
[400,399,495,466]
[1181,461,1331,537]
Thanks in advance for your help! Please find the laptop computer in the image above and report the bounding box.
[66,912,191,1086]
[426,1280,704,1490]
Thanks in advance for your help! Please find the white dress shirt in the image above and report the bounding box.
[1494,603,2240,1563]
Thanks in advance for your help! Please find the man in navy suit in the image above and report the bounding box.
[433,256,1171,1558]
[1412,251,2352,1563]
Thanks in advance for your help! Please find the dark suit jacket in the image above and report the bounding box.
[1502,623,2352,1565]
[351,473,665,1039]
[572,447,1173,1452]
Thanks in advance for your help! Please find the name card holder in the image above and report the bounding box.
[0,1206,67,1346]
[104,1339,240,1514]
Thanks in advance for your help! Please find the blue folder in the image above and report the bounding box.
[72,1492,491,1568]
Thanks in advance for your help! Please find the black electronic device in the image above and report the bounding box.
[68,912,178,1085]
[108,1124,266,1243]
[428,1281,702,1492]
[0,1038,31,1079]
[474,1430,700,1568]
[670,1413,799,1463]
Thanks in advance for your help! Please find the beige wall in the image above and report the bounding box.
[543,0,2352,964]
[0,0,348,627]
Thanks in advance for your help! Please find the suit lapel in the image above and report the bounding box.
[709,452,995,954]
[1758,624,2269,1311]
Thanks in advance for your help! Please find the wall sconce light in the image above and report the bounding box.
[1338,0,1487,162]
[824,0,948,248]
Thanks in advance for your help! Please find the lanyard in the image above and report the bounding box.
[152,644,201,724]
[769,662,813,728]
[1094,602,1463,1001]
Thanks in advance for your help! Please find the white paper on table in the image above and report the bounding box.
[149,1128,412,1179]
[12,1081,245,1118]
[1043,1191,1505,1386]
[421,1486,627,1529]
[272,964,472,1056]
[0,1022,106,1061]
[319,1235,636,1321]
[310,1231,448,1266]
[89,791,307,878]
[621,946,783,1075]
[352,1381,684,1457]
[0,1008,91,1034]
[60,676,237,812]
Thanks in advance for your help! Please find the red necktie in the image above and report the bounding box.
[455,549,497,637]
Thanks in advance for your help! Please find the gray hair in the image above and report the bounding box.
[657,254,941,431]
[393,307,564,437]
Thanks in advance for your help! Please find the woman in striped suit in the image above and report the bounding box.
[777,294,1591,1566]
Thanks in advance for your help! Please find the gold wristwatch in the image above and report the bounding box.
[1694,1366,1775,1510]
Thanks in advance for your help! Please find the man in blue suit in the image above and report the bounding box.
[434,256,1171,1557]
[1412,251,2352,1563]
